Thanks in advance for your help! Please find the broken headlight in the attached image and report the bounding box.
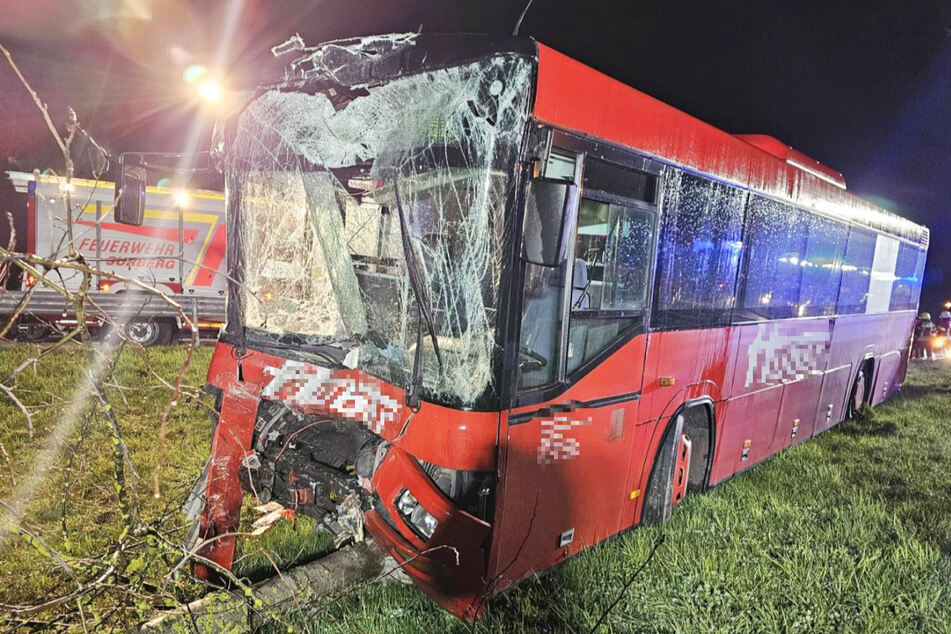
[416,457,494,521]
[396,489,439,540]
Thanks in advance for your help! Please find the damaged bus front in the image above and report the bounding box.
[193,34,537,618]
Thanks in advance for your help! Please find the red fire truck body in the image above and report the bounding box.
[3,172,226,343]
[192,34,928,618]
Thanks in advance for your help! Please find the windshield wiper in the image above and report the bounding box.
[393,183,443,409]
[244,329,349,369]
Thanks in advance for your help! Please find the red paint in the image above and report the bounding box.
[193,224,226,287]
[491,334,647,588]
[533,44,923,243]
[395,403,498,472]
[672,433,691,506]
[195,42,925,620]
[369,447,491,619]
[770,375,823,452]
[194,379,261,579]
[734,134,845,188]
[26,192,36,254]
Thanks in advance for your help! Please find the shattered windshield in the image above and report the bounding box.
[230,55,532,406]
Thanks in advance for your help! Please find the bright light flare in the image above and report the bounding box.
[197,80,223,104]
[173,190,190,207]
[182,63,226,105]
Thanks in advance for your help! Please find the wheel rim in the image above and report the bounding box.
[852,370,866,413]
[127,322,156,344]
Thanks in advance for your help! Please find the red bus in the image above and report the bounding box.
[165,33,928,619]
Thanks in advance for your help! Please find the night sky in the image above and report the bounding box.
[2,0,950,308]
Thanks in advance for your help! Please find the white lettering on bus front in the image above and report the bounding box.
[261,360,400,435]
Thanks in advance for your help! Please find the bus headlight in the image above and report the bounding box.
[396,489,438,539]
[935,337,945,349]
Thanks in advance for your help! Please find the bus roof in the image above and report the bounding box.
[532,43,929,248]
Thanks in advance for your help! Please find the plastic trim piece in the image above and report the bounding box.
[508,391,640,425]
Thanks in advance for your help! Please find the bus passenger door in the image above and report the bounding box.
[492,151,658,587]
[494,338,647,587]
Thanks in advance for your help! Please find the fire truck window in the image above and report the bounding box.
[836,227,876,315]
[567,199,653,375]
[798,215,847,317]
[652,170,746,329]
[518,260,568,390]
[889,242,925,311]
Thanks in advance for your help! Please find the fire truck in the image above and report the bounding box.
[110,33,926,619]
[2,171,226,344]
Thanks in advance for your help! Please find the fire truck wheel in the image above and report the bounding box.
[14,319,50,342]
[126,320,173,346]
[640,412,686,526]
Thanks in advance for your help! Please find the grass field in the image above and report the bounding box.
[1,346,950,632]
[0,344,332,628]
[300,361,951,634]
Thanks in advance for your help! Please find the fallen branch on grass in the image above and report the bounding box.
[588,534,666,633]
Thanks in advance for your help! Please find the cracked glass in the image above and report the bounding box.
[230,51,533,406]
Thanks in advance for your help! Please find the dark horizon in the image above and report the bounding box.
[2,0,950,308]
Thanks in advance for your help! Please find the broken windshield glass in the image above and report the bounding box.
[230,54,533,406]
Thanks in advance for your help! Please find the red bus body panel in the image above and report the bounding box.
[533,44,918,238]
[200,343,499,615]
[198,39,923,620]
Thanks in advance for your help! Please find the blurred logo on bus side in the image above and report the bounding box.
[537,415,592,464]
[744,321,832,388]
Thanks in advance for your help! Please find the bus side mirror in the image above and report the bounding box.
[114,165,146,226]
[521,178,579,267]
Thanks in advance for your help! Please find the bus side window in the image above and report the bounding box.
[518,260,569,389]
[566,200,654,374]
[889,241,926,311]
[836,227,876,315]
[566,159,656,376]
[652,170,746,329]
[737,196,808,321]
[798,215,847,317]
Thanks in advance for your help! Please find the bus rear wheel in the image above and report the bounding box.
[848,362,871,419]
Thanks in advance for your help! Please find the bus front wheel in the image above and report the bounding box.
[640,412,686,525]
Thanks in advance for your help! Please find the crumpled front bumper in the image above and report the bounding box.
[365,446,492,620]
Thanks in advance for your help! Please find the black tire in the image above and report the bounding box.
[125,320,173,346]
[641,413,685,526]
[13,319,50,342]
[848,362,869,419]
